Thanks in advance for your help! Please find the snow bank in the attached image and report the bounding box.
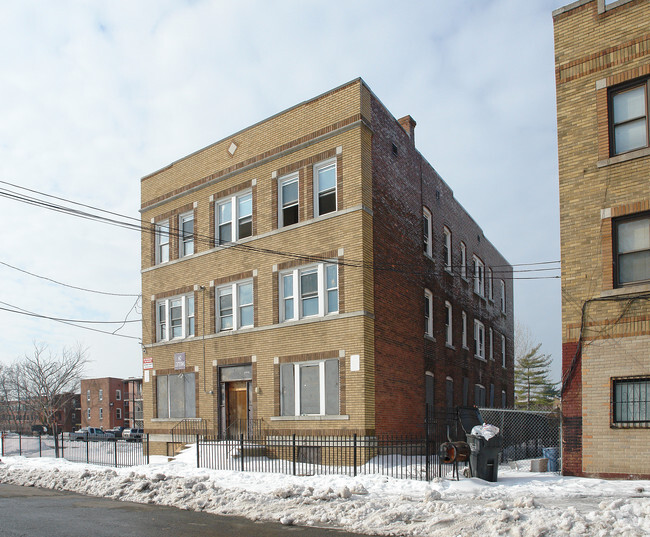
[1,449,649,536]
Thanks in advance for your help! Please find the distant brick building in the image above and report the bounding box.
[140,79,514,455]
[80,377,142,430]
[554,0,650,478]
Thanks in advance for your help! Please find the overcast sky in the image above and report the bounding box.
[0,0,566,382]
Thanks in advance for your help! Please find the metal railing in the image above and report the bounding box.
[223,418,264,439]
[171,418,209,452]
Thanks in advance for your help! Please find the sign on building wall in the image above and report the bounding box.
[174,352,186,370]
[143,357,153,370]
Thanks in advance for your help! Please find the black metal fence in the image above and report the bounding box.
[1,432,150,468]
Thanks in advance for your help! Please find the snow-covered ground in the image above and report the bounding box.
[1,445,649,536]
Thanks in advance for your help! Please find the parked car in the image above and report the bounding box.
[31,425,48,436]
[104,426,125,439]
[69,427,107,441]
[122,428,143,442]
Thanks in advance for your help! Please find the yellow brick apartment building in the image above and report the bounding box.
[140,79,514,456]
[554,0,650,478]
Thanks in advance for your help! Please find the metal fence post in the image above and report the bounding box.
[1,432,4,457]
[196,434,200,468]
[114,437,118,468]
[292,434,296,476]
[19,433,22,456]
[425,419,430,481]
[240,434,244,473]
[39,435,42,458]
[61,431,64,459]
[146,434,150,465]
[86,435,89,463]
[353,434,357,477]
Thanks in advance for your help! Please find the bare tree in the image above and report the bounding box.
[15,343,89,450]
[0,362,28,433]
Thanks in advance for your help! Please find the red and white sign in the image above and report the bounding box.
[143,357,153,370]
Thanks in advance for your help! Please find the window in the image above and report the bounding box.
[217,191,252,245]
[473,256,485,296]
[155,220,170,264]
[280,264,338,322]
[487,267,493,301]
[500,280,506,313]
[462,377,469,406]
[99,389,103,402]
[279,174,299,227]
[610,81,649,156]
[156,294,195,341]
[86,390,90,402]
[424,289,433,337]
[502,390,507,409]
[99,408,103,420]
[314,160,337,217]
[461,311,468,348]
[425,372,435,413]
[116,389,121,401]
[460,242,467,279]
[445,377,454,410]
[443,227,452,270]
[489,327,494,360]
[217,281,254,331]
[444,301,452,345]
[612,377,649,425]
[156,373,196,419]
[614,214,650,286]
[501,334,506,368]
[474,320,485,360]
[280,359,339,416]
[474,384,486,407]
[116,408,122,420]
[489,384,495,407]
[87,408,90,420]
[423,208,432,257]
[179,212,194,257]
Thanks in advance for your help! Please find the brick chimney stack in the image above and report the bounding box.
[398,115,416,144]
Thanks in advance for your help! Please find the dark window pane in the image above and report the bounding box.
[318,191,336,215]
[238,217,252,239]
[219,223,232,244]
[283,205,299,226]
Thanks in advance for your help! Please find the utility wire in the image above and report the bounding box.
[0,300,141,324]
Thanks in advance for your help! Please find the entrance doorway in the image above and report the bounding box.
[218,364,253,438]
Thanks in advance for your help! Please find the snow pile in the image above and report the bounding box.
[1,451,649,536]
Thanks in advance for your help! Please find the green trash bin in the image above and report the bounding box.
[458,406,503,482]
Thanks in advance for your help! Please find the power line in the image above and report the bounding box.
[0,300,141,324]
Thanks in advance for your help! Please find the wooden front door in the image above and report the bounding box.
[226,381,248,436]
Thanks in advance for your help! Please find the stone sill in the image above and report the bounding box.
[601,282,650,298]
[270,415,350,422]
[597,147,650,168]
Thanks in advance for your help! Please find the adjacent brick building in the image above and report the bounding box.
[140,79,514,455]
[554,0,650,478]
[80,377,142,430]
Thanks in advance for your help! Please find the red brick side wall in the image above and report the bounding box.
[562,341,582,476]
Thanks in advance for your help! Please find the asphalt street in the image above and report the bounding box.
[0,483,365,537]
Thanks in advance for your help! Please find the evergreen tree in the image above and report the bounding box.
[515,343,558,409]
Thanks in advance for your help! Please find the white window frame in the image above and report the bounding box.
[460,242,467,279]
[116,389,121,401]
[444,301,453,346]
[99,389,103,402]
[500,280,506,314]
[216,190,253,245]
[155,219,170,264]
[281,359,340,416]
[87,408,91,420]
[424,289,433,337]
[489,327,494,361]
[86,390,90,402]
[279,263,338,322]
[443,227,452,271]
[156,294,196,342]
[99,408,103,420]
[314,159,337,217]
[487,267,493,301]
[423,208,432,257]
[216,280,254,332]
[278,173,299,228]
[116,408,122,420]
[473,256,485,297]
[179,212,194,257]
[461,311,468,349]
[501,333,506,368]
[474,320,485,360]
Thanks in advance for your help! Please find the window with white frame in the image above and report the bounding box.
[116,408,122,420]
[99,408,103,420]
[424,289,433,337]
[444,301,452,346]
[217,191,252,245]
[156,294,195,341]
[612,377,649,425]
[473,256,485,296]
[501,333,506,368]
[443,227,452,271]
[500,280,506,313]
[86,389,90,402]
[216,281,254,331]
[179,212,194,257]
[280,359,339,416]
[489,327,494,360]
[116,389,121,401]
[474,320,485,360]
[461,311,468,348]
[279,174,299,227]
[487,267,493,300]
[99,389,103,401]
[610,80,649,156]
[157,373,196,419]
[423,208,432,257]
[460,242,467,279]
[155,220,170,264]
[314,159,337,217]
[474,384,486,407]
[280,263,338,322]
[87,408,90,420]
